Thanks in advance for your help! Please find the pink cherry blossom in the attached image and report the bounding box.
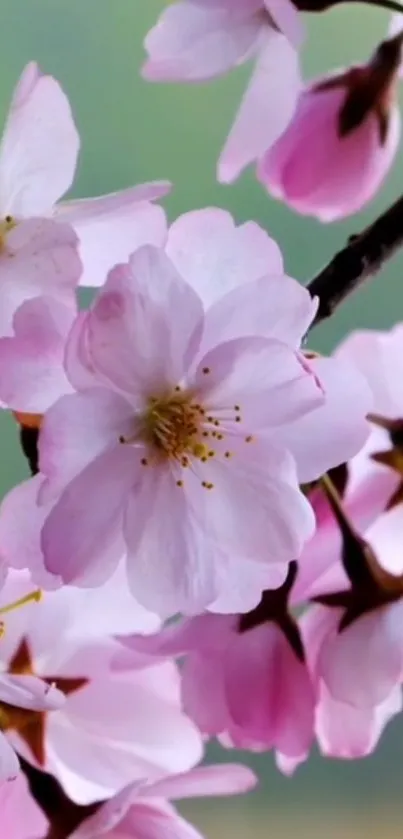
[0,62,169,287]
[258,31,402,220]
[142,1,303,182]
[0,570,202,804]
[71,764,257,839]
[0,773,48,838]
[35,243,331,616]
[117,565,315,770]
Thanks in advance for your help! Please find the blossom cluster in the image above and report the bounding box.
[1,1,403,837]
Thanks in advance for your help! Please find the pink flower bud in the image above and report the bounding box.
[258,32,403,220]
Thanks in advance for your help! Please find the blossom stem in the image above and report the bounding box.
[307,193,403,328]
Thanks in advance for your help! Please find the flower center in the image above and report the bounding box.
[140,390,209,462]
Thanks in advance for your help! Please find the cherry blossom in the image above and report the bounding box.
[118,563,315,770]
[0,570,202,803]
[31,239,375,617]
[0,62,169,287]
[142,0,303,182]
[258,29,402,220]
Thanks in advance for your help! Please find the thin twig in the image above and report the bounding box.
[307,193,403,328]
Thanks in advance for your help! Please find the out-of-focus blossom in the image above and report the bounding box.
[142,0,303,182]
[0,570,202,804]
[0,62,169,287]
[71,764,257,839]
[0,773,48,838]
[258,30,402,220]
[118,563,316,770]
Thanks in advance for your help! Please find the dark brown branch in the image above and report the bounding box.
[21,758,100,839]
[307,193,403,328]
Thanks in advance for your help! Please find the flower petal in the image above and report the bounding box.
[274,355,373,483]
[0,218,81,336]
[57,186,169,288]
[124,467,219,618]
[0,296,74,413]
[85,246,204,395]
[143,764,257,800]
[201,273,317,351]
[218,31,301,182]
[194,337,323,429]
[187,438,315,564]
[41,445,137,586]
[142,1,262,81]
[166,208,283,309]
[0,62,79,216]
[39,387,135,500]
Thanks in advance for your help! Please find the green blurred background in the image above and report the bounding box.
[1,1,403,835]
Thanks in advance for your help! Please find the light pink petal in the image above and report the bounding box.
[0,296,74,412]
[125,466,219,617]
[273,355,373,483]
[0,475,61,589]
[0,733,19,782]
[0,62,79,216]
[218,31,301,182]
[225,624,314,755]
[57,186,169,288]
[85,246,204,395]
[145,763,257,800]
[121,801,205,839]
[264,0,304,47]
[209,558,288,614]
[316,683,402,759]
[187,439,315,566]
[320,602,403,707]
[194,337,324,429]
[47,663,203,804]
[0,773,48,836]
[39,387,135,500]
[336,325,403,418]
[142,1,262,82]
[0,218,81,337]
[367,505,403,576]
[64,310,100,391]
[201,274,317,352]
[182,652,230,734]
[41,445,138,586]
[166,208,283,309]
[71,562,160,638]
[0,673,64,711]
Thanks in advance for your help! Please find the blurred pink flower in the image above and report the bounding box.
[142,0,303,182]
[0,773,48,838]
[71,764,257,839]
[118,567,316,770]
[0,570,202,804]
[258,31,402,220]
[0,62,169,287]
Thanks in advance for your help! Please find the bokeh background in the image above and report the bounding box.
[1,0,403,835]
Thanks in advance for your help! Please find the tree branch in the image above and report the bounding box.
[21,758,99,839]
[307,193,403,328]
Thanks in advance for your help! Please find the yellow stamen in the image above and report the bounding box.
[0,589,42,618]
